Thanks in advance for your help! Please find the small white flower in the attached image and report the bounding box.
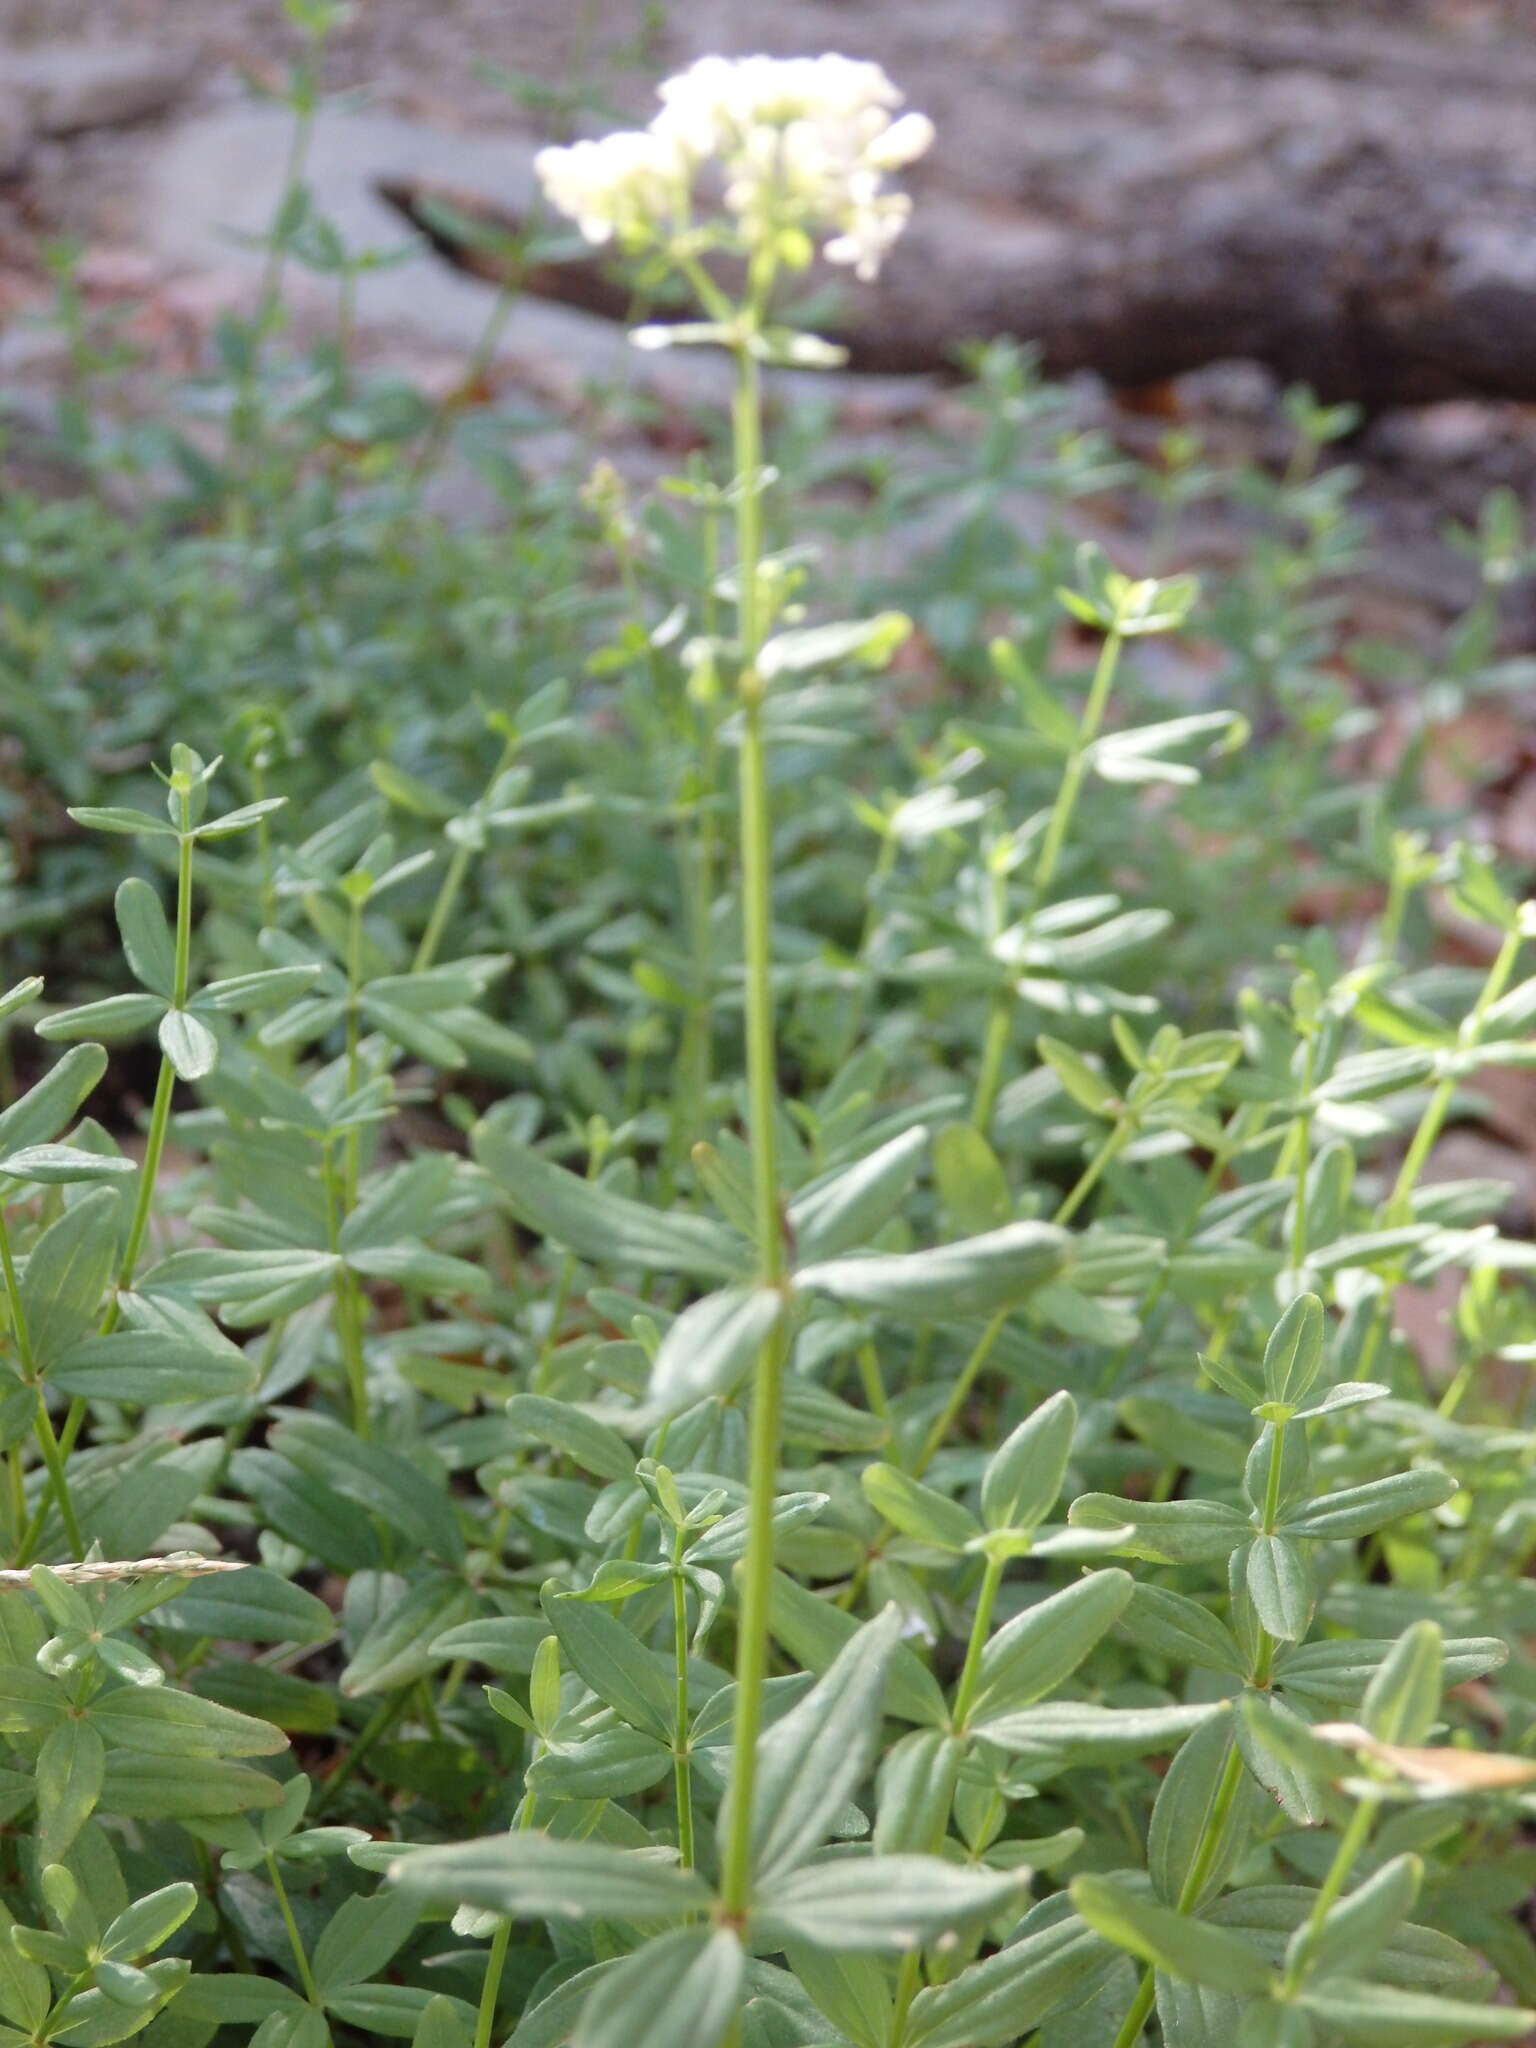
[536,52,931,281]
[534,128,692,248]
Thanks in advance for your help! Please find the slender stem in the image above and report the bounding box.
[913,1310,1009,1480]
[1280,1794,1380,1994]
[1261,1418,1289,1535]
[0,1207,81,1559]
[415,843,473,975]
[1033,629,1124,901]
[311,1688,410,1818]
[1054,1119,1131,1227]
[265,1852,320,2004]
[672,1538,696,1868]
[970,987,1015,1135]
[475,1927,512,2048]
[722,336,787,1924]
[1389,925,1521,1218]
[950,1552,1004,1731]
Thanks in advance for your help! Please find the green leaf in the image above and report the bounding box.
[98,1884,197,1964]
[1263,1294,1325,1408]
[389,1832,710,1925]
[647,1286,783,1415]
[311,1888,420,1996]
[860,1465,979,1553]
[571,1927,742,2048]
[20,1187,119,1369]
[1301,1855,1422,1987]
[154,1567,334,1646]
[540,1587,676,1741]
[789,1126,930,1263]
[37,1720,105,1862]
[931,1124,1011,1239]
[114,880,176,1000]
[759,1572,947,1731]
[1037,1038,1118,1117]
[753,1855,1028,1954]
[36,994,165,1044]
[101,1753,287,1818]
[758,611,911,681]
[158,1008,219,1082]
[797,1220,1069,1320]
[506,1394,636,1482]
[1069,1876,1268,1993]
[905,1896,1108,2047]
[270,1415,465,1564]
[50,1330,255,1403]
[727,1605,903,1884]
[88,1685,288,1759]
[1149,1715,1256,1910]
[339,1576,474,1698]
[970,1571,1132,1722]
[1296,1980,1534,2043]
[1361,1622,1442,1746]
[1067,1495,1249,1564]
[1281,1469,1456,1540]
[1120,1584,1246,1678]
[1245,1535,1313,1643]
[474,1120,748,1281]
[0,1044,108,1156]
[981,1390,1076,1534]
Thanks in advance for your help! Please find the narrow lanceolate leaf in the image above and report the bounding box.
[0,1043,108,1155]
[905,1898,1109,2048]
[1262,1293,1325,1407]
[725,1605,903,1885]
[751,1856,1029,1954]
[1069,1876,1269,1993]
[788,1125,930,1263]
[540,1587,677,1741]
[969,1571,1133,1723]
[860,1465,979,1554]
[1244,1534,1313,1643]
[796,1220,1070,1320]
[646,1286,783,1415]
[981,1390,1077,1533]
[473,1121,749,1281]
[1361,1621,1442,1745]
[390,1833,709,1926]
[1067,1495,1250,1564]
[1301,1854,1422,1986]
[1296,1979,1536,2043]
[1281,1468,1456,1540]
[572,1928,743,2048]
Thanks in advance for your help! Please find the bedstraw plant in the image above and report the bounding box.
[0,44,1534,2048]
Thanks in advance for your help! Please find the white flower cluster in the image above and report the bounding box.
[535,53,932,281]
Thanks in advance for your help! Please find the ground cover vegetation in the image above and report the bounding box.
[0,16,1535,2048]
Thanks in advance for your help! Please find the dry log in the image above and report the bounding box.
[381,0,1536,407]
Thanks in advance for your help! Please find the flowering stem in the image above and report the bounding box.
[722,334,787,1926]
[1033,626,1124,901]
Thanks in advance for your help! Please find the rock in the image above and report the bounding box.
[7,41,196,138]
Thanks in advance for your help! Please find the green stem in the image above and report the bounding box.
[0,1207,82,1559]
[950,1551,1004,1731]
[1054,1119,1132,1227]
[1032,629,1124,901]
[1280,1795,1380,1995]
[722,335,787,1924]
[265,1852,320,2004]
[970,985,1014,1134]
[912,1309,1010,1480]
[672,1537,695,1868]
[415,842,473,975]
